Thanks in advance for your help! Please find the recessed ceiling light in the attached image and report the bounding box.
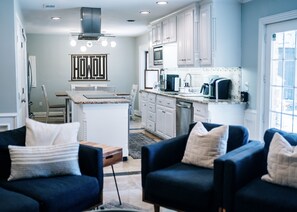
[140,11,150,15]
[127,19,135,22]
[156,1,168,5]
[51,17,61,21]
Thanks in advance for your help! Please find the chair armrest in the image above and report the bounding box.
[223,141,265,211]
[78,144,104,192]
[213,140,261,209]
[141,134,188,188]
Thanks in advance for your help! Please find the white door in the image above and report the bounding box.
[16,16,28,127]
[264,19,297,132]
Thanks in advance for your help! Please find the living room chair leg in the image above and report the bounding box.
[111,165,122,205]
[154,204,160,212]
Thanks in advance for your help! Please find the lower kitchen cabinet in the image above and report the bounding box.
[193,102,245,125]
[155,95,176,139]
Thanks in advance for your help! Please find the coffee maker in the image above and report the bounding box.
[200,77,231,100]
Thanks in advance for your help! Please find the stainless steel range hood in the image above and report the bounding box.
[78,7,101,40]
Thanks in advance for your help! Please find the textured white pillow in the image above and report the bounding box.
[182,122,229,168]
[262,133,297,188]
[25,118,80,146]
[8,142,81,181]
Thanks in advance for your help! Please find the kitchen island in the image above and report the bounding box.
[67,91,130,158]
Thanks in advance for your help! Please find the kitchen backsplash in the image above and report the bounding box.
[165,67,242,102]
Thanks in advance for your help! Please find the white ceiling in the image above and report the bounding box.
[17,0,201,37]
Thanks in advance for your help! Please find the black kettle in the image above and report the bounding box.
[200,83,209,95]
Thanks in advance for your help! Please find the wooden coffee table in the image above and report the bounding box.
[80,141,123,205]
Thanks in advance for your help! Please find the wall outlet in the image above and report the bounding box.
[39,102,43,106]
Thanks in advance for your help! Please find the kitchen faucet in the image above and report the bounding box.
[184,73,192,87]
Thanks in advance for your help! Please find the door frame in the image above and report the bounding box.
[257,9,297,139]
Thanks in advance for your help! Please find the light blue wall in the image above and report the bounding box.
[0,0,17,113]
[241,0,297,109]
[27,34,137,112]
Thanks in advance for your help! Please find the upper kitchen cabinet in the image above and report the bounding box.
[162,16,177,44]
[151,22,162,46]
[199,0,241,67]
[177,4,199,67]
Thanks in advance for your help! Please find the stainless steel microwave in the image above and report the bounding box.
[153,46,163,66]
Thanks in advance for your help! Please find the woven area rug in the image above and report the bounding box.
[128,133,156,159]
[89,200,146,211]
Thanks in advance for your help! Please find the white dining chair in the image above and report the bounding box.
[129,84,138,120]
[41,85,66,123]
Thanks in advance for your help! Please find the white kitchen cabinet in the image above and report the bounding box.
[162,16,177,44]
[141,92,148,128]
[145,93,157,133]
[151,23,162,46]
[156,95,176,139]
[199,0,241,67]
[199,3,212,66]
[177,6,199,67]
[193,102,245,125]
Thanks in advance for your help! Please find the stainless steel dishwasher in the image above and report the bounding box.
[176,100,193,136]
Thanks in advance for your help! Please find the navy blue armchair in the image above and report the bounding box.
[0,126,104,212]
[141,122,249,212]
[224,128,297,212]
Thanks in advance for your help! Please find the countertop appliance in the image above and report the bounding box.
[176,100,193,136]
[153,46,163,66]
[200,77,231,100]
[160,74,180,92]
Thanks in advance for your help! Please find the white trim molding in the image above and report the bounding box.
[257,9,297,139]
[0,113,17,131]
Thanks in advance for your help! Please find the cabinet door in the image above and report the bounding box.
[164,108,176,138]
[162,16,177,44]
[177,13,186,65]
[141,101,147,127]
[156,106,165,135]
[199,3,212,66]
[177,9,194,66]
[152,23,162,46]
[184,9,194,65]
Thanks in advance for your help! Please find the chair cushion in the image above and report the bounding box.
[0,126,26,179]
[0,175,100,212]
[8,142,81,181]
[262,133,297,188]
[145,162,214,211]
[234,178,297,212]
[182,121,228,168]
[25,118,80,146]
[0,187,39,211]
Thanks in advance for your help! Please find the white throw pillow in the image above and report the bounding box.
[8,142,81,181]
[182,122,229,168]
[262,133,297,188]
[25,118,80,146]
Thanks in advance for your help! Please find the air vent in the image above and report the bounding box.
[79,7,101,40]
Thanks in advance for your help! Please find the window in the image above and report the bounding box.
[71,54,108,81]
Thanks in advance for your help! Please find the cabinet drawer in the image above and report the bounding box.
[148,103,156,113]
[157,95,176,109]
[147,111,156,122]
[141,92,148,101]
[146,120,155,132]
[193,102,208,117]
[148,93,156,103]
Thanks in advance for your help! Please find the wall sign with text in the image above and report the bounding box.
[71,54,108,81]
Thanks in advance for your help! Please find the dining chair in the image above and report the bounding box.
[41,85,66,123]
[129,84,138,120]
[73,86,96,91]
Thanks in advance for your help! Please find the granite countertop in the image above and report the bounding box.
[140,89,243,105]
[66,91,130,104]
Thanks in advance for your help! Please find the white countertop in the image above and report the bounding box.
[66,91,130,104]
[141,89,244,104]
